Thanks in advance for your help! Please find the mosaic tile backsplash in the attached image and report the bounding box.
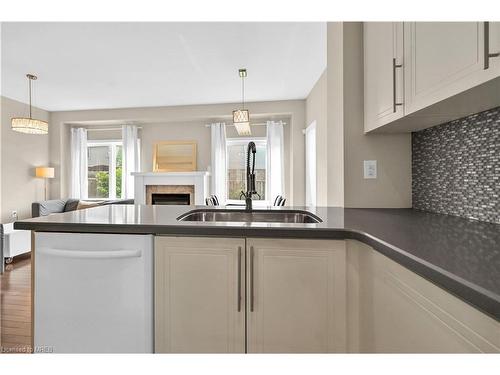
[412,107,500,224]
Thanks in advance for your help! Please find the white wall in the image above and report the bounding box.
[0,96,50,222]
[50,100,306,205]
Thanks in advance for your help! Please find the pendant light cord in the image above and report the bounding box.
[241,75,245,110]
[28,76,32,119]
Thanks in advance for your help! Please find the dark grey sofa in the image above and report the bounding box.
[32,198,134,218]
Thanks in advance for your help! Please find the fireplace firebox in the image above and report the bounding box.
[151,193,191,205]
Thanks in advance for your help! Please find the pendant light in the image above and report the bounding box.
[232,68,251,136]
[11,74,49,134]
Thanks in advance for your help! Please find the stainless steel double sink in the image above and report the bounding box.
[177,209,322,224]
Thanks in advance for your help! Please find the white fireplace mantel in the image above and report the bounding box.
[132,171,210,205]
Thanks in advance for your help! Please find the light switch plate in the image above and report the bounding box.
[363,160,377,179]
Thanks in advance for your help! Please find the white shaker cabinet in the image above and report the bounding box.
[403,22,500,114]
[364,22,500,132]
[246,238,346,353]
[154,236,245,353]
[154,236,499,353]
[346,240,500,353]
[364,22,405,132]
[486,22,500,73]
[154,237,347,353]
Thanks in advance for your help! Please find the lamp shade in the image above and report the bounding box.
[36,167,55,179]
[233,109,251,136]
[11,74,49,135]
[12,117,49,134]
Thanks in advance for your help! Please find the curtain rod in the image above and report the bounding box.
[86,126,143,132]
[204,121,287,128]
[85,122,287,131]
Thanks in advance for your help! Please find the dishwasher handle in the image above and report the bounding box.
[37,247,142,259]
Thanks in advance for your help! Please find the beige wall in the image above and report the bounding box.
[326,22,345,207]
[80,122,270,173]
[82,119,277,185]
[50,100,306,205]
[0,96,50,222]
[342,23,411,207]
[140,121,211,172]
[140,120,275,173]
[325,22,411,208]
[86,127,121,141]
[306,69,328,206]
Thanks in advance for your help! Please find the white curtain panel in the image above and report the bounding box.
[266,120,285,203]
[210,122,227,204]
[70,127,88,199]
[122,124,141,199]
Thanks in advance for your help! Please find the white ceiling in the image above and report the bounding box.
[1,22,326,112]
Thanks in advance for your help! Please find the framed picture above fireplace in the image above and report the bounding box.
[153,140,197,172]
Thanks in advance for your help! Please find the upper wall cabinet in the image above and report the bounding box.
[364,22,500,133]
[488,22,500,72]
[404,22,499,114]
[364,23,404,132]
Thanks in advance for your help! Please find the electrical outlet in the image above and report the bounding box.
[11,210,18,220]
[363,160,377,179]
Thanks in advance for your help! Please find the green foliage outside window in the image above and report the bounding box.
[115,167,122,198]
[95,147,122,198]
[96,171,110,197]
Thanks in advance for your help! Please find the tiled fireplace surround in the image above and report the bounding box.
[132,172,210,206]
[145,185,195,205]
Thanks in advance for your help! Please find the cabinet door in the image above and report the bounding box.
[364,22,404,132]
[404,22,500,114]
[486,22,500,74]
[246,239,346,353]
[155,236,245,353]
[346,240,500,353]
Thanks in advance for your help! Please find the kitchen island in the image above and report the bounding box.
[15,205,500,353]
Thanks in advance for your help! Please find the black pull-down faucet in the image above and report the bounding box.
[240,141,260,210]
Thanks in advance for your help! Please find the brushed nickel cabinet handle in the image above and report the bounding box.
[237,246,242,312]
[250,246,255,312]
[392,58,404,113]
[484,22,500,70]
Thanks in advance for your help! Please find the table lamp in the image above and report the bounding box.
[36,167,55,200]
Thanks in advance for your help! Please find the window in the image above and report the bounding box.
[87,141,122,199]
[226,138,267,204]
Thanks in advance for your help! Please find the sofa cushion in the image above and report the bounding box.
[100,199,134,206]
[63,199,80,212]
[33,199,66,217]
[76,201,103,210]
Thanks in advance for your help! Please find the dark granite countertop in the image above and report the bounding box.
[14,205,500,321]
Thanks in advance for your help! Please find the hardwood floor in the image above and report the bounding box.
[1,255,32,354]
